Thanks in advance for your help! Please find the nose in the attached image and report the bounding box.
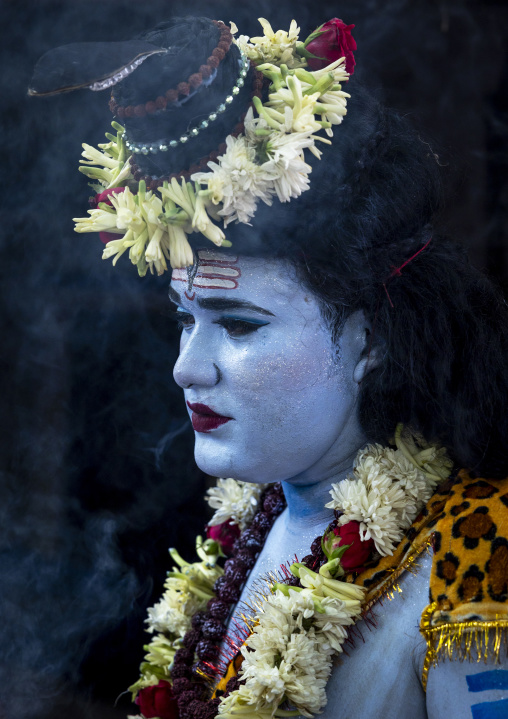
[173,331,222,389]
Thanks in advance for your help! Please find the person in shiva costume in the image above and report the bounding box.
[31,14,508,719]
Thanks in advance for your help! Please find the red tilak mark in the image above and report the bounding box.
[184,291,195,301]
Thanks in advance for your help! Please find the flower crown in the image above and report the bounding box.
[73,18,356,275]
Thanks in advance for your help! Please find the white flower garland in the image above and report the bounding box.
[325,425,452,556]
[206,478,268,531]
[130,427,450,717]
[73,18,352,276]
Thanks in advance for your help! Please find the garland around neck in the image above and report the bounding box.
[73,18,355,276]
[128,426,451,719]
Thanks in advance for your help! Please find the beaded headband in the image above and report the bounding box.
[35,17,357,276]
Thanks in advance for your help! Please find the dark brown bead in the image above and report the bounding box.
[171,663,191,679]
[187,698,220,719]
[178,689,202,712]
[218,41,230,52]
[207,598,230,621]
[188,164,200,175]
[155,95,167,109]
[250,512,272,534]
[172,677,193,695]
[191,611,207,630]
[311,536,324,556]
[196,638,217,660]
[177,82,191,96]
[218,142,227,155]
[217,581,241,603]
[213,576,228,594]
[198,157,209,169]
[302,554,319,570]
[234,550,256,569]
[183,628,202,650]
[145,101,157,114]
[189,73,203,89]
[133,171,143,182]
[174,647,194,666]
[236,529,263,552]
[209,150,220,162]
[116,107,125,119]
[199,64,212,79]
[166,89,179,103]
[124,105,135,118]
[212,47,226,61]
[134,104,146,117]
[201,617,226,641]
[207,56,220,69]
[263,494,286,516]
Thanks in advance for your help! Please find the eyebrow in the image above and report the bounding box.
[168,286,275,317]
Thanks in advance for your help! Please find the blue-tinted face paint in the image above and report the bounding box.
[171,252,368,486]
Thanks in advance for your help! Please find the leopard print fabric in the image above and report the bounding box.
[353,469,508,685]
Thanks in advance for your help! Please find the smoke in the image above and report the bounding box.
[0,0,506,717]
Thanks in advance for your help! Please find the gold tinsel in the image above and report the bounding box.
[420,602,508,690]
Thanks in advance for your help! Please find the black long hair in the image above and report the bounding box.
[112,17,508,477]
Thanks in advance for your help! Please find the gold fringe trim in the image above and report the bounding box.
[362,537,433,613]
[420,602,508,691]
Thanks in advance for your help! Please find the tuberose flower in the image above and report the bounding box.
[235,18,305,69]
[206,478,267,530]
[304,18,357,74]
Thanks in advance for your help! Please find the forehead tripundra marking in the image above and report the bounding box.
[172,250,241,293]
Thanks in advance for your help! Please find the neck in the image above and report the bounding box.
[281,441,363,533]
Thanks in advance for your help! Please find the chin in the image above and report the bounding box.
[193,435,273,484]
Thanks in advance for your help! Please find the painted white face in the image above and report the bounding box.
[170,250,366,485]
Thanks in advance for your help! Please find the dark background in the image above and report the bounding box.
[1,0,507,717]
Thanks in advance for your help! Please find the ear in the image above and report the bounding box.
[340,311,385,384]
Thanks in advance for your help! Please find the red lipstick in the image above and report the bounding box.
[187,402,232,433]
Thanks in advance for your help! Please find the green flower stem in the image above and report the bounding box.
[319,558,345,579]
[252,96,282,131]
[254,128,272,138]
[138,180,146,205]
[78,166,111,182]
[294,68,316,85]
[274,711,301,717]
[302,73,335,97]
[168,547,189,567]
[262,106,285,122]
[166,572,215,600]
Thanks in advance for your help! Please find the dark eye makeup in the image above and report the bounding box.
[170,310,269,338]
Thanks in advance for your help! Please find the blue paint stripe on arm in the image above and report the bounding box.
[471,697,508,719]
[467,671,508,693]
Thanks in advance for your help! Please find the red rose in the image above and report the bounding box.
[89,187,127,244]
[136,680,178,719]
[333,520,374,572]
[91,186,126,208]
[206,521,241,555]
[304,18,356,75]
